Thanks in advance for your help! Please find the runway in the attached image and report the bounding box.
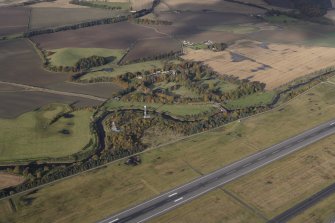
[99,119,335,223]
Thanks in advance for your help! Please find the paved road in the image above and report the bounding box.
[99,119,335,223]
[269,182,335,223]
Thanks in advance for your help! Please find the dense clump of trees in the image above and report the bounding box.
[113,60,266,104]
[120,50,182,65]
[75,56,107,70]
[208,43,228,52]
[293,0,329,17]
[132,18,173,25]
[23,16,128,37]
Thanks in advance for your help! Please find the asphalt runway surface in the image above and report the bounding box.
[99,119,335,223]
[269,181,335,223]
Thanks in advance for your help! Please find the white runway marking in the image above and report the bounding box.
[174,197,183,202]
[168,192,178,198]
[109,219,118,223]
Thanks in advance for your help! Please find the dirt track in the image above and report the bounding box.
[0,81,107,102]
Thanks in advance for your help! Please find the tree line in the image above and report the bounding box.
[69,0,124,10]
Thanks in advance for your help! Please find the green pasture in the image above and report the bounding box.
[0,104,93,163]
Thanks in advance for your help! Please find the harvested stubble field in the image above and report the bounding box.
[0,173,25,190]
[29,7,123,29]
[183,40,335,90]
[225,134,335,218]
[0,7,30,36]
[121,37,181,63]
[32,21,166,49]
[0,103,94,162]
[1,83,334,223]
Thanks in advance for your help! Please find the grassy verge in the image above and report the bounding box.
[149,189,265,223]
[198,24,258,34]
[0,83,334,222]
[48,48,125,67]
[225,133,335,218]
[0,104,93,162]
[103,100,215,117]
[264,15,299,24]
[224,91,276,109]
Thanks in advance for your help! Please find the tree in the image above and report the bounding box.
[294,0,328,17]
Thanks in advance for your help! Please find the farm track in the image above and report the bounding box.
[0,81,107,102]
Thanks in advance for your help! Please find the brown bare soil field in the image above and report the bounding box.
[0,39,67,86]
[47,82,123,98]
[32,21,165,49]
[157,11,259,27]
[157,0,265,14]
[0,7,30,36]
[0,83,26,92]
[122,37,181,63]
[0,91,101,118]
[0,0,27,6]
[0,173,25,190]
[0,39,124,96]
[149,24,243,43]
[0,39,120,118]
[29,0,87,8]
[29,7,121,29]
[183,40,335,89]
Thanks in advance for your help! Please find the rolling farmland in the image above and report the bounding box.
[183,40,335,89]
[0,7,30,36]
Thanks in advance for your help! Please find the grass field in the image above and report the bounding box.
[149,189,265,223]
[225,92,276,109]
[84,1,130,10]
[183,40,335,90]
[198,24,258,34]
[289,192,335,223]
[0,173,25,190]
[0,104,93,163]
[0,83,334,222]
[304,32,335,48]
[48,48,125,67]
[265,15,299,24]
[81,60,174,81]
[29,0,87,8]
[172,86,200,98]
[103,100,215,117]
[225,133,335,218]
